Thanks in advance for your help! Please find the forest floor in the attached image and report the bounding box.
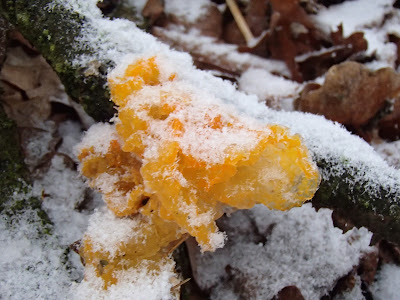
[1,0,400,299]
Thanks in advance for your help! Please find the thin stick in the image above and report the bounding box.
[226,0,254,45]
[167,234,190,255]
[171,278,191,291]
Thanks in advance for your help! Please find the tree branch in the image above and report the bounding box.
[0,0,115,121]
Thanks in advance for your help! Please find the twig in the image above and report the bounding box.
[226,0,254,45]
[171,278,191,291]
[167,233,190,255]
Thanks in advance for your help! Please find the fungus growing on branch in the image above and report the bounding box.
[76,56,320,288]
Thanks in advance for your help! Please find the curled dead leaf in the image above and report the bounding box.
[295,62,400,131]
[273,286,304,300]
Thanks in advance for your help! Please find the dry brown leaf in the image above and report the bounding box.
[358,251,379,286]
[328,270,358,299]
[142,0,165,26]
[378,240,400,265]
[295,62,400,129]
[298,25,368,80]
[0,46,72,127]
[273,286,305,300]
[378,97,400,141]
[266,0,329,82]
[388,33,400,69]
[163,1,222,38]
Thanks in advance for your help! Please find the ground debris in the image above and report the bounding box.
[295,61,400,139]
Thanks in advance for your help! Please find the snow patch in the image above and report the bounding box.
[190,204,373,299]
[371,264,400,300]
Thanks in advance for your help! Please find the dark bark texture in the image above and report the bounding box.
[313,158,400,244]
[0,0,115,121]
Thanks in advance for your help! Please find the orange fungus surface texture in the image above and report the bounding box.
[77,56,320,286]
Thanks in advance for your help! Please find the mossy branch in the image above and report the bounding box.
[0,105,28,203]
[312,158,400,244]
[0,0,115,121]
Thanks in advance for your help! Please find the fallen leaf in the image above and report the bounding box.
[358,251,379,285]
[298,25,369,80]
[273,286,304,300]
[164,1,222,38]
[265,0,330,81]
[295,62,400,130]
[142,0,165,26]
[388,33,400,69]
[378,97,400,141]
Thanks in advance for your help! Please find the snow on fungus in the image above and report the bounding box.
[77,56,320,288]
[79,209,182,289]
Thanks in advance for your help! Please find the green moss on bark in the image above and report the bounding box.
[313,158,400,244]
[0,105,52,230]
[0,0,115,121]
[0,105,29,203]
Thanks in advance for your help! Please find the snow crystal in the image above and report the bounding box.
[33,155,89,246]
[83,208,147,258]
[371,264,400,300]
[373,140,400,169]
[164,0,210,23]
[189,204,373,300]
[57,120,84,159]
[239,68,301,110]
[73,259,177,300]
[74,122,119,156]
[313,0,394,37]
[0,204,73,300]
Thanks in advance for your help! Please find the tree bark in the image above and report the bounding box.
[0,105,51,228]
[0,0,115,121]
[313,158,400,244]
[2,0,400,245]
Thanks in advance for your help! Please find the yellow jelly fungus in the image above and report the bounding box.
[77,56,320,287]
[80,212,182,288]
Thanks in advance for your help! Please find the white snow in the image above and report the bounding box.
[73,259,177,300]
[83,208,147,258]
[0,201,74,300]
[371,263,400,300]
[239,68,301,110]
[313,0,394,37]
[373,139,400,169]
[313,0,399,68]
[75,122,119,156]
[189,204,374,300]
[33,155,89,245]
[58,120,84,159]
[164,0,210,23]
